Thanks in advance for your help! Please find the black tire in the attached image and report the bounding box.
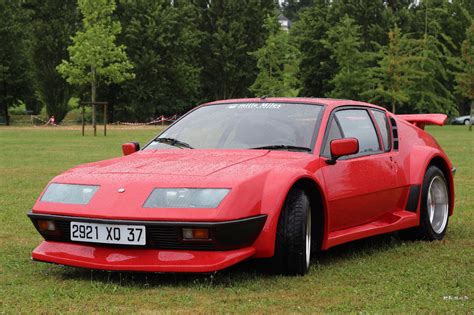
[271,188,312,275]
[399,166,449,241]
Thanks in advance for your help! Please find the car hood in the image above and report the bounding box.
[87,150,269,176]
[33,149,318,221]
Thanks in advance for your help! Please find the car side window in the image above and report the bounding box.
[370,110,391,151]
[322,118,343,157]
[335,109,381,154]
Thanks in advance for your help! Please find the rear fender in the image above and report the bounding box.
[407,146,455,216]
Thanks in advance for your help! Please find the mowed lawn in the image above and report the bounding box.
[0,125,473,313]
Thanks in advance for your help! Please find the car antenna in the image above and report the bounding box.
[260,95,267,100]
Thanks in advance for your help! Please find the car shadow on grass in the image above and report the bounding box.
[54,232,410,288]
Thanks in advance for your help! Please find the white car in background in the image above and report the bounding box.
[451,115,471,125]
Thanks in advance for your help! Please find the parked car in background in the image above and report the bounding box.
[451,115,471,125]
[28,98,455,276]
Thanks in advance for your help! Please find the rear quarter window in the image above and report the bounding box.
[371,110,391,151]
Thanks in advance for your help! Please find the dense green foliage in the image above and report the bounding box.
[291,0,472,114]
[291,2,334,98]
[363,27,423,113]
[113,0,201,119]
[322,15,371,100]
[193,0,275,101]
[456,21,474,102]
[0,1,33,125]
[0,0,473,123]
[28,0,80,121]
[250,15,300,97]
[281,0,314,21]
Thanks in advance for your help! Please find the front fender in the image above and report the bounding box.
[252,166,327,257]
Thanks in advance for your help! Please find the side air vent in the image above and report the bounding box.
[390,117,399,150]
[405,185,421,212]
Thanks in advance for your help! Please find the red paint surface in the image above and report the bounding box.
[330,138,359,158]
[397,113,448,129]
[122,143,139,156]
[33,241,255,272]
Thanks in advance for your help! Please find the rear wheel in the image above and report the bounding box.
[271,188,312,275]
[400,166,449,240]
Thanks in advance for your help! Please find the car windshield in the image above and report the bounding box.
[144,102,323,151]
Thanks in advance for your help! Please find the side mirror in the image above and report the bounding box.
[122,142,140,156]
[327,138,359,165]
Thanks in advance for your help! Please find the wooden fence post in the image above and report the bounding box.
[104,103,107,136]
[81,104,85,136]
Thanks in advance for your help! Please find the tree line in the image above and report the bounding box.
[0,0,473,125]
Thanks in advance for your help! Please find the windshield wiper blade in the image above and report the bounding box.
[154,137,194,149]
[250,145,311,152]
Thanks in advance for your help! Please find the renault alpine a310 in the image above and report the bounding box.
[28,98,455,275]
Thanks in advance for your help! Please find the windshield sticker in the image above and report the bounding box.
[344,116,369,121]
[227,103,282,110]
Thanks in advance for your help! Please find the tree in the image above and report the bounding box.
[0,1,34,125]
[194,0,276,101]
[363,26,423,113]
[28,0,80,122]
[250,15,301,97]
[456,21,474,119]
[322,15,371,100]
[410,38,458,115]
[291,2,335,97]
[57,0,134,133]
[330,0,392,51]
[113,0,202,121]
[407,0,459,115]
[281,0,314,21]
[409,0,471,58]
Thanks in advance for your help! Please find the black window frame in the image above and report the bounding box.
[320,106,388,160]
[370,108,392,152]
[321,115,344,157]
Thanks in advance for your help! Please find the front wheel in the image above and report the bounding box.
[400,166,450,240]
[271,188,312,275]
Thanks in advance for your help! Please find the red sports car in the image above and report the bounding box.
[28,98,455,275]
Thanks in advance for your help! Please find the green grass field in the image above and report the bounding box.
[0,126,473,313]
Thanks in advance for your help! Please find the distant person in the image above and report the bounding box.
[46,116,57,126]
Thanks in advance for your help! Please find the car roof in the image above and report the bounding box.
[203,97,387,111]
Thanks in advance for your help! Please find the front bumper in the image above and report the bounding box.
[32,241,256,272]
[28,211,266,251]
[28,212,266,272]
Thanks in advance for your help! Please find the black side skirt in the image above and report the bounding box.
[405,185,421,212]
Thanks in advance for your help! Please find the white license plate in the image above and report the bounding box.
[70,222,146,245]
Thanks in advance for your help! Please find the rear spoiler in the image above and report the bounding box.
[397,114,447,130]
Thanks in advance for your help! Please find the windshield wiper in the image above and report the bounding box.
[154,137,194,149]
[250,145,311,152]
